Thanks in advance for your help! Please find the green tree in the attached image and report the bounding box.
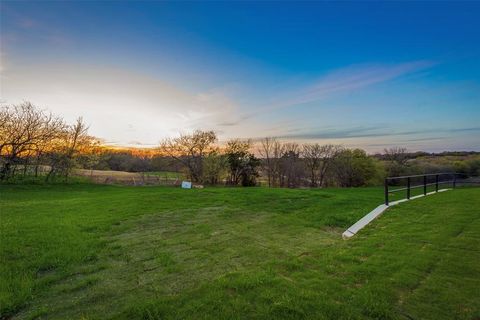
[333,149,377,187]
[202,152,227,185]
[225,139,260,186]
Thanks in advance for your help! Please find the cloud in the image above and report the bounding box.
[274,125,387,140]
[0,61,245,145]
[216,114,253,127]
[403,137,447,142]
[303,61,433,98]
[275,126,480,141]
[247,60,435,117]
[0,59,309,146]
[207,61,436,130]
[3,55,473,152]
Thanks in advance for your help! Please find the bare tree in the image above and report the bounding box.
[160,130,217,183]
[383,147,409,176]
[64,117,92,180]
[0,102,64,180]
[302,143,322,187]
[383,147,408,166]
[303,144,343,187]
[0,107,10,156]
[320,145,343,187]
[280,142,302,187]
[46,117,94,181]
[271,139,285,187]
[258,137,275,187]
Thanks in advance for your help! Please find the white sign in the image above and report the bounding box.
[181,181,192,189]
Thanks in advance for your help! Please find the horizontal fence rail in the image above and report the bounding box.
[384,172,463,205]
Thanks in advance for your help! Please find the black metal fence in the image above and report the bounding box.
[384,173,460,205]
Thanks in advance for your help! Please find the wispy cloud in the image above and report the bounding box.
[275,125,388,140]
[302,61,433,99]
[0,61,244,145]
[319,62,429,96]
[402,137,447,142]
[276,126,480,140]
[216,114,252,127]
[235,60,435,120]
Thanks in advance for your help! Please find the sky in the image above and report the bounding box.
[1,1,479,152]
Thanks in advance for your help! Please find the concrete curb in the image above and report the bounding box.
[342,188,450,239]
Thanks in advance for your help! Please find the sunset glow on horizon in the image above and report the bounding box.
[1,2,479,152]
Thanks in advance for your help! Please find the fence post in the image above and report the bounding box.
[435,174,439,192]
[407,177,411,199]
[423,175,427,195]
[384,178,389,206]
[453,174,456,189]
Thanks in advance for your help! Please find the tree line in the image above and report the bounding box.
[1,102,479,186]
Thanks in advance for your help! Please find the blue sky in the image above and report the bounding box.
[1,1,479,151]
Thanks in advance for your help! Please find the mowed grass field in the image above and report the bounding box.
[1,185,479,319]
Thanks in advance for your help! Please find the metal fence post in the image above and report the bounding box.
[423,175,427,195]
[407,177,411,199]
[385,172,459,204]
[384,178,389,206]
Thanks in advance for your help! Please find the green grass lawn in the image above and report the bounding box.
[0,185,478,319]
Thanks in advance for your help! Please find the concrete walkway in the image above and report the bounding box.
[342,189,450,239]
